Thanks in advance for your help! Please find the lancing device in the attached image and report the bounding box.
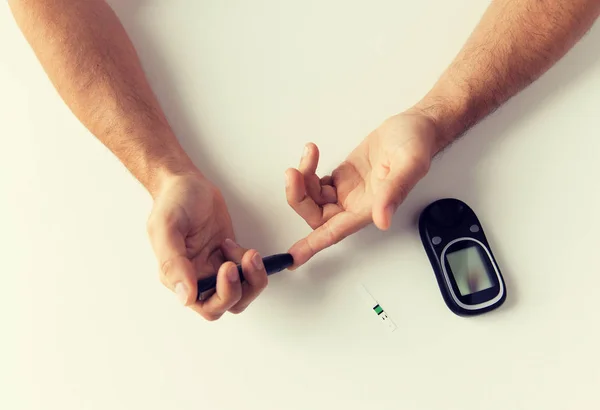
[196,253,294,301]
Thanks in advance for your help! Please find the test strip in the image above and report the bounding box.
[358,284,397,332]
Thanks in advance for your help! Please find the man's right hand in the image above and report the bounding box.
[146,172,269,321]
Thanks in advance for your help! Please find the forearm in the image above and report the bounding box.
[416,0,600,152]
[9,0,195,197]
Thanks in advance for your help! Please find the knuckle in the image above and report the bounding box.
[162,212,180,230]
[322,222,337,245]
[413,156,431,176]
[158,272,169,288]
[160,258,174,278]
[304,238,318,259]
[159,256,183,284]
[405,153,431,177]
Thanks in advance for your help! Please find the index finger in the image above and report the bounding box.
[287,211,368,268]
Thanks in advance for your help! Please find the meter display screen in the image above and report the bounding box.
[446,245,493,296]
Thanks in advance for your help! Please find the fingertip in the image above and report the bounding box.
[242,249,268,289]
[222,237,238,250]
[373,216,390,231]
[299,143,320,174]
[241,248,258,271]
[220,238,246,262]
[305,142,319,156]
[372,203,394,231]
[216,261,242,299]
[218,260,239,279]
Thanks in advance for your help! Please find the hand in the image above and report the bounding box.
[285,110,441,267]
[147,172,268,320]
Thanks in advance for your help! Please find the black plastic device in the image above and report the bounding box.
[418,198,506,316]
[196,253,294,301]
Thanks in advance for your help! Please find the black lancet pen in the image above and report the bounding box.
[196,253,294,301]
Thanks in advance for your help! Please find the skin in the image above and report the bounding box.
[8,0,600,319]
[286,0,600,267]
[8,0,268,321]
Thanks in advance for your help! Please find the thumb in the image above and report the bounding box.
[372,157,429,230]
[147,214,198,306]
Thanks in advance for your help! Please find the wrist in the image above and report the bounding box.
[149,164,199,199]
[412,81,477,154]
[145,150,202,199]
[118,126,203,198]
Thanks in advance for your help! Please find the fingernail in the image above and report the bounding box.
[223,238,238,250]
[252,253,263,270]
[227,265,239,282]
[285,172,290,188]
[302,145,309,159]
[175,282,188,305]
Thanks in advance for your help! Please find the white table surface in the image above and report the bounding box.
[1,1,599,409]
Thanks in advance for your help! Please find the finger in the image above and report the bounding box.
[305,174,337,205]
[286,168,342,228]
[192,262,243,321]
[321,175,333,185]
[298,143,320,198]
[298,143,333,205]
[220,239,269,313]
[147,213,198,307]
[320,184,337,203]
[288,212,368,268]
[229,250,268,314]
[319,176,337,203]
[305,174,326,205]
[220,238,246,263]
[298,142,319,175]
[285,168,325,228]
[372,156,430,230]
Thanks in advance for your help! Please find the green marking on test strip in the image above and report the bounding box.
[373,304,383,315]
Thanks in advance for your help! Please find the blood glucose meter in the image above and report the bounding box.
[418,198,507,316]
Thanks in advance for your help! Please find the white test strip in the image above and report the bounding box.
[358,284,397,332]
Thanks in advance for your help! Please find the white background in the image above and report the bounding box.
[1,1,599,409]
